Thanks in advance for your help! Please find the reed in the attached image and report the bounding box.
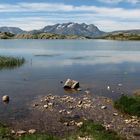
[0,56,25,69]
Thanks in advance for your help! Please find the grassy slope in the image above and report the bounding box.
[114,95,140,117]
[99,33,140,40]
[0,32,85,39]
[14,33,85,39]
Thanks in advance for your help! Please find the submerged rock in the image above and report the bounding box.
[64,79,80,89]
[2,95,9,102]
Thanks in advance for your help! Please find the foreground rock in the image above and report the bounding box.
[64,79,80,89]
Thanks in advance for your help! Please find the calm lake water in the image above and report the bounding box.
[0,39,140,122]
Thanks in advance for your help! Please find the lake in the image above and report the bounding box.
[0,39,140,123]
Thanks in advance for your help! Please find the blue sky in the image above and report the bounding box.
[0,0,139,31]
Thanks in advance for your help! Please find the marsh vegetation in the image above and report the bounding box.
[0,56,25,69]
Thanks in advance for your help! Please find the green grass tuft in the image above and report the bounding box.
[77,121,125,140]
[114,95,140,117]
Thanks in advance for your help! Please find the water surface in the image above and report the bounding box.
[0,39,140,123]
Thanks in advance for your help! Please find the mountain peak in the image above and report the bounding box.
[41,22,104,37]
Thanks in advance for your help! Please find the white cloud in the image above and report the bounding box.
[0,2,139,31]
[0,2,139,20]
[98,0,140,4]
[0,3,74,12]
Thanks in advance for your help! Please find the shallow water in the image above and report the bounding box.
[0,39,140,123]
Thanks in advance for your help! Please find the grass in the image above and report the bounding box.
[0,123,14,140]
[76,121,125,140]
[0,121,125,140]
[0,56,25,69]
[18,134,59,140]
[114,95,140,117]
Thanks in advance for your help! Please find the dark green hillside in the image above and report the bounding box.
[99,33,140,40]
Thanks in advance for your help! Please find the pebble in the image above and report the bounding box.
[2,95,9,102]
[77,88,82,91]
[28,129,36,134]
[43,105,48,109]
[125,119,131,124]
[113,113,118,116]
[101,106,107,109]
[63,122,69,126]
[107,86,110,90]
[16,130,26,136]
[78,100,83,105]
[85,90,90,94]
[59,109,66,114]
[33,104,38,107]
[69,120,75,126]
[50,96,55,100]
[118,83,122,86]
[69,106,74,109]
[48,102,53,106]
[76,122,83,127]
[78,136,92,140]
[83,103,91,108]
[45,98,48,102]
[131,116,137,119]
[67,111,72,115]
[11,130,16,134]
[104,124,111,130]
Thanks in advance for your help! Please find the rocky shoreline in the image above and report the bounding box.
[10,93,140,140]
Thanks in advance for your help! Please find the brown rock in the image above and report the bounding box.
[64,79,79,89]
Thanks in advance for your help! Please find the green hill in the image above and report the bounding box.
[0,32,86,39]
[99,32,140,40]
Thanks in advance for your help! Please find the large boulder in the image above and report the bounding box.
[64,79,79,89]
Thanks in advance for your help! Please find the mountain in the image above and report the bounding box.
[29,22,104,37]
[0,23,104,37]
[0,23,140,40]
[0,27,25,34]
